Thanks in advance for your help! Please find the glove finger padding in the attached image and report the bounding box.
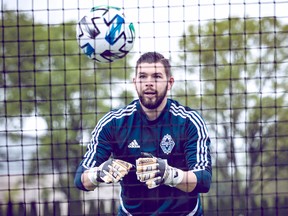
[136,170,159,182]
[136,157,168,185]
[145,177,163,189]
[136,154,184,188]
[136,158,158,172]
[98,159,133,183]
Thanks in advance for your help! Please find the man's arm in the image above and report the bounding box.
[81,169,98,191]
[175,170,197,192]
[183,110,212,193]
[177,169,212,193]
[136,155,211,193]
[74,165,90,191]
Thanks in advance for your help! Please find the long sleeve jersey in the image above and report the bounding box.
[75,99,212,216]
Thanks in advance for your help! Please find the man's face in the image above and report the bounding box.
[133,62,173,110]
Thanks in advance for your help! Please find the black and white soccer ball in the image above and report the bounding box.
[76,5,135,63]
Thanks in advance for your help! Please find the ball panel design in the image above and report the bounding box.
[76,5,135,63]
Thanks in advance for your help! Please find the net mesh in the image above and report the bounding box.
[1,0,288,215]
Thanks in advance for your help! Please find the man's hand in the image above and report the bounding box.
[136,153,184,189]
[88,159,133,185]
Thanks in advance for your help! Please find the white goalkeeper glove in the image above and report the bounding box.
[136,153,184,189]
[88,158,133,185]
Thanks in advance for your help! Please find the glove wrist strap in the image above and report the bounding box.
[164,166,184,187]
[87,167,99,186]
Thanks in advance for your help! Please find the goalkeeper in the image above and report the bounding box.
[74,52,212,215]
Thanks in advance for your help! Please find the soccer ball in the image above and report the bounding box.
[76,5,135,63]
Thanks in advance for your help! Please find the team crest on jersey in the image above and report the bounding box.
[160,134,175,154]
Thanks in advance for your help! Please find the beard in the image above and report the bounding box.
[137,84,168,110]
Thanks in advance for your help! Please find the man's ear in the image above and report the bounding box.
[133,77,136,86]
[168,76,174,90]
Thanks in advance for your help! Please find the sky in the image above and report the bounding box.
[1,0,288,57]
[1,0,288,135]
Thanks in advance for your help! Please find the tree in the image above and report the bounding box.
[177,17,288,215]
[0,9,134,213]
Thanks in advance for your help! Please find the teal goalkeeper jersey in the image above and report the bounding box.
[76,99,212,215]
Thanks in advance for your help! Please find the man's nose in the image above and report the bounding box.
[144,77,156,86]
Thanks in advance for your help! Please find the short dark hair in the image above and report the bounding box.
[135,52,172,77]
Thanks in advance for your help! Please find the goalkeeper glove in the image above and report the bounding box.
[88,158,133,185]
[136,153,184,189]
